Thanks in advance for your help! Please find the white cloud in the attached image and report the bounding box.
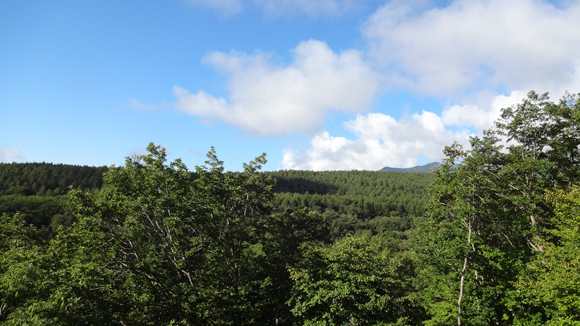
[0,146,23,162]
[183,0,580,171]
[305,0,580,171]
[282,111,472,170]
[174,40,380,136]
[441,90,528,130]
[282,89,541,170]
[363,0,580,97]
[187,0,356,17]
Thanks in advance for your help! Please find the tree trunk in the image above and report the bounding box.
[458,225,472,326]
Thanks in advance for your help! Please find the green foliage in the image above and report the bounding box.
[417,91,580,325]
[508,185,580,325]
[66,143,281,324]
[0,160,434,243]
[0,211,125,325]
[0,143,333,325]
[270,170,434,246]
[254,208,331,325]
[270,170,434,219]
[289,232,421,325]
[0,195,72,234]
[4,90,577,324]
[0,162,107,196]
[416,143,518,325]
[0,163,104,234]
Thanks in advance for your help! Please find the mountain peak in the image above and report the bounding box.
[379,162,441,173]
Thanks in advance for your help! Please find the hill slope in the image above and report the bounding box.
[1,163,436,244]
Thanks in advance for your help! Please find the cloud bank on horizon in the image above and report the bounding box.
[0,146,23,163]
[154,0,580,170]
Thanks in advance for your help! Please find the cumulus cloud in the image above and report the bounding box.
[174,40,380,136]
[441,90,528,130]
[282,89,539,170]
[282,111,473,170]
[0,146,23,162]
[310,0,580,171]
[187,0,355,17]
[363,0,580,97]
[183,0,580,170]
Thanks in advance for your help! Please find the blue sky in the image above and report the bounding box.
[2,0,580,171]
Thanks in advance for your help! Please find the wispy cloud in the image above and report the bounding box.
[130,98,166,112]
[0,146,23,162]
[173,40,380,136]
[188,147,204,156]
[187,0,357,17]
[186,0,244,16]
[254,0,356,17]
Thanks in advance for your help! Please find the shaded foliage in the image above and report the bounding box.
[0,163,105,234]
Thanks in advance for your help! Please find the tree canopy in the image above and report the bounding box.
[417,91,580,325]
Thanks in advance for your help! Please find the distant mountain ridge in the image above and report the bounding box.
[380,162,441,173]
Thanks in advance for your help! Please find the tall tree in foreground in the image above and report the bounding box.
[0,143,327,325]
[416,91,580,325]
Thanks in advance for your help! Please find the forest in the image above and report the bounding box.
[1,91,580,325]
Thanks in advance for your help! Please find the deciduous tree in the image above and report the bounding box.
[417,91,580,325]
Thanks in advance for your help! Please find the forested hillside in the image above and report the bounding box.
[0,163,107,236]
[0,162,434,244]
[0,162,107,196]
[269,170,434,246]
